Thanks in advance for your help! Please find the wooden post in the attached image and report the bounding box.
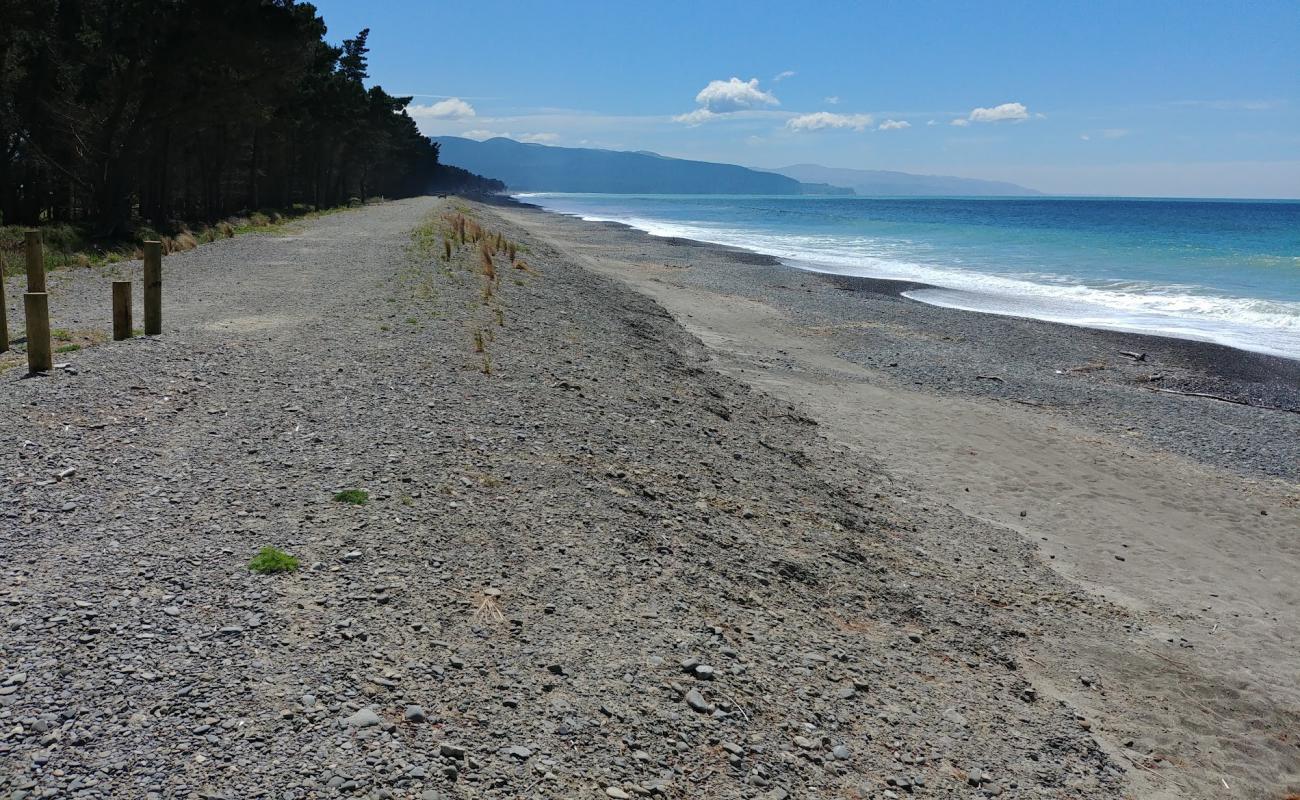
[0,270,8,353]
[143,241,162,335]
[112,281,133,340]
[26,230,46,293]
[24,292,52,375]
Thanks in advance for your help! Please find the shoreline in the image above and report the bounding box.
[500,196,1300,420]
[510,196,1300,375]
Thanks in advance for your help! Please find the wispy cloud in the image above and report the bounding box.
[878,119,911,131]
[461,129,559,143]
[409,97,476,120]
[1080,128,1129,142]
[672,108,717,126]
[824,96,840,105]
[953,101,1035,126]
[1169,99,1282,111]
[773,70,797,82]
[787,112,874,132]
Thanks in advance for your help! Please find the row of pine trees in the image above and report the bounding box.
[1,0,500,237]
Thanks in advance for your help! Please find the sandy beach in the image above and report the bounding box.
[2,196,1296,799]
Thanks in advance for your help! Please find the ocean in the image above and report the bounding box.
[519,193,1300,360]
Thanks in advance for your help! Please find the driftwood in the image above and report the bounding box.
[1119,350,1147,362]
[1148,386,1256,408]
[1149,387,1300,415]
[975,375,1005,382]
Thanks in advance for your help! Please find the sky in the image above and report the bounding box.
[309,0,1299,198]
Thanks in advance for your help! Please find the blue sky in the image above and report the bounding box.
[310,0,1298,197]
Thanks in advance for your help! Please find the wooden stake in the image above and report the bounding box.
[112,281,133,341]
[143,240,162,335]
[25,230,46,293]
[24,292,52,374]
[0,269,8,353]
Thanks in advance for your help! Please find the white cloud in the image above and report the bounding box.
[957,102,1031,125]
[878,119,911,131]
[786,112,874,132]
[518,132,560,143]
[950,118,971,127]
[461,129,507,140]
[409,97,476,119]
[674,77,781,125]
[824,96,840,105]
[773,70,796,82]
[927,119,937,126]
[1080,133,1091,141]
[694,77,779,112]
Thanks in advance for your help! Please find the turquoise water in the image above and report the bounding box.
[520,193,1300,360]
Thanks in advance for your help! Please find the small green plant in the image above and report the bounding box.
[55,343,81,353]
[248,546,300,574]
[379,324,391,331]
[333,489,369,505]
[51,328,74,341]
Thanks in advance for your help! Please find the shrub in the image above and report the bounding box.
[333,488,369,505]
[248,546,300,574]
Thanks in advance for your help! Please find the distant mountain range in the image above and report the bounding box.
[433,137,802,194]
[769,164,1041,197]
[432,136,1040,197]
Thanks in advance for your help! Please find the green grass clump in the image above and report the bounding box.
[55,343,81,353]
[333,489,369,505]
[248,546,300,574]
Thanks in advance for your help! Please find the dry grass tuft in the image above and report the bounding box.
[479,245,497,281]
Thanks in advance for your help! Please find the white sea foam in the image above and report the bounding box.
[523,196,1300,360]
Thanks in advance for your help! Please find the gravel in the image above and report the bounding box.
[0,197,1132,797]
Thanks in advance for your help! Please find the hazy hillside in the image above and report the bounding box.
[433,137,803,194]
[772,164,1041,196]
